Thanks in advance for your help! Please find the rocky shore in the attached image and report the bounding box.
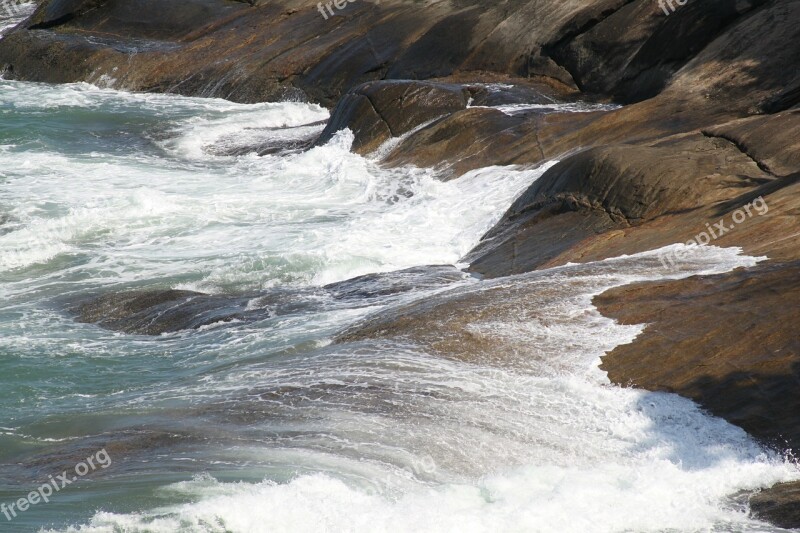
[3,0,799,526]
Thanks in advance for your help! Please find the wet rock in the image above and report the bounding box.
[466,134,772,277]
[0,213,12,235]
[325,265,471,302]
[3,0,792,111]
[72,266,470,335]
[313,74,611,175]
[4,430,198,483]
[471,113,800,275]
[334,275,552,365]
[596,261,800,450]
[316,80,470,154]
[72,289,271,335]
[205,128,323,157]
[750,481,800,529]
[463,80,577,108]
[382,107,540,179]
[27,0,107,30]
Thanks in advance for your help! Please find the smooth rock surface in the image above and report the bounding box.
[596,261,800,450]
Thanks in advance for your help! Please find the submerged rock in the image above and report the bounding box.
[72,289,269,335]
[0,213,13,235]
[325,265,471,302]
[72,266,469,335]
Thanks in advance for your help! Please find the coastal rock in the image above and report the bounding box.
[750,481,800,529]
[72,289,268,335]
[702,111,800,177]
[478,114,800,273]
[325,265,471,302]
[73,266,468,335]
[466,134,772,277]
[323,78,607,178]
[1,0,798,528]
[26,0,245,38]
[316,80,470,154]
[595,261,800,450]
[335,270,575,367]
[382,107,540,178]
[2,0,792,110]
[545,0,767,102]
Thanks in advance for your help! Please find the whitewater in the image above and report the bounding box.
[0,79,798,533]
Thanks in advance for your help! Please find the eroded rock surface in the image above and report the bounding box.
[1,0,792,111]
[466,132,778,276]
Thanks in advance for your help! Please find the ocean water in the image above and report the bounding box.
[0,79,798,533]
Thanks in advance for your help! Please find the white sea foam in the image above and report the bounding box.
[55,455,795,533]
[0,82,555,291]
[466,99,621,116]
[487,102,622,116]
[46,246,799,533]
[2,82,795,533]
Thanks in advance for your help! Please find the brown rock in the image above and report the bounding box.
[750,481,800,529]
[3,0,794,113]
[316,80,470,154]
[382,107,539,178]
[595,261,800,450]
[467,133,772,277]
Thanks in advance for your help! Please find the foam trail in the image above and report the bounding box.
[0,82,555,291]
[1,81,795,533]
[45,247,799,533]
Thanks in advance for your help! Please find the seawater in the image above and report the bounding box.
[0,80,797,532]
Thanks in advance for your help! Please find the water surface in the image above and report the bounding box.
[0,80,796,532]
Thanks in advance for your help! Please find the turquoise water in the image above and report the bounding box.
[0,80,798,532]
